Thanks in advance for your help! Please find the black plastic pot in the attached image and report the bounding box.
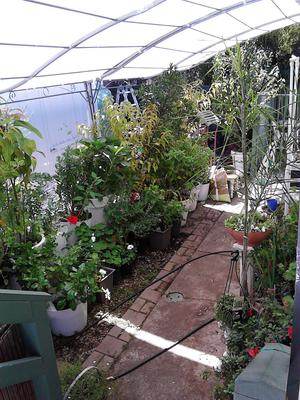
[121,263,135,278]
[171,219,181,238]
[149,226,171,250]
[113,268,122,285]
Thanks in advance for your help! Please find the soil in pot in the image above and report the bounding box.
[150,227,171,250]
[225,228,272,247]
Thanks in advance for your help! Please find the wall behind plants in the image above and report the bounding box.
[2,83,91,174]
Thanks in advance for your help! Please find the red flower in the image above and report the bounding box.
[247,309,254,317]
[247,347,260,358]
[288,325,293,340]
[67,215,79,225]
[130,191,140,203]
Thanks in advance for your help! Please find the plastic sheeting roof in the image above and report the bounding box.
[1,0,300,93]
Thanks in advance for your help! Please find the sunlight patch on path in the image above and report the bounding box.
[97,312,221,369]
[204,201,244,214]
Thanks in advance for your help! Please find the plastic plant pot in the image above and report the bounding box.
[225,228,272,247]
[171,219,181,237]
[267,198,278,212]
[47,302,87,337]
[150,227,171,250]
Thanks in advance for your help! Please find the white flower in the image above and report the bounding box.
[261,226,266,232]
[99,268,107,277]
[27,226,31,233]
[103,288,111,301]
[127,244,134,250]
[91,234,96,243]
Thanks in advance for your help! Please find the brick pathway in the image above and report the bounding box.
[83,204,239,399]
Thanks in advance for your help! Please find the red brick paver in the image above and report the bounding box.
[83,203,238,400]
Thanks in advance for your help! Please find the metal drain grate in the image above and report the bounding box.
[166,292,184,302]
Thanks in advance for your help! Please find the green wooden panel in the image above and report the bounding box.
[0,356,42,388]
[0,289,62,399]
[0,301,33,323]
[0,289,50,302]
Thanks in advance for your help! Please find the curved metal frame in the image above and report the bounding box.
[0,0,165,94]
[1,0,299,92]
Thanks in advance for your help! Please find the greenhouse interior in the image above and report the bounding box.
[2,1,300,399]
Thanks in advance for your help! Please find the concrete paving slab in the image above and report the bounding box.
[106,208,238,400]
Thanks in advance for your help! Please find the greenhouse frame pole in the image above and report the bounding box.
[84,81,96,124]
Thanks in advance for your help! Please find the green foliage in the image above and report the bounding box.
[59,362,108,399]
[51,245,101,311]
[0,107,41,182]
[75,222,137,269]
[19,235,103,310]
[211,42,284,140]
[0,107,45,286]
[256,23,300,61]
[214,295,292,399]
[139,64,208,135]
[224,212,274,232]
[283,261,296,282]
[105,189,161,239]
[163,199,184,226]
[251,205,298,293]
[55,146,85,215]
[157,136,212,195]
[55,137,133,216]
[126,103,172,187]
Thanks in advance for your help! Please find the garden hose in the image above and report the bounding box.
[81,250,240,335]
[65,250,240,392]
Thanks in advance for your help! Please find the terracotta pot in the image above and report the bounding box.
[225,228,272,246]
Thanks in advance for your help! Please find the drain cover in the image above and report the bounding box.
[166,292,184,302]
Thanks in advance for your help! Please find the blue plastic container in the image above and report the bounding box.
[267,198,278,212]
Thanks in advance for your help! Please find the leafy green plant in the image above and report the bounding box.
[157,136,212,196]
[250,205,298,294]
[214,295,292,399]
[55,137,134,217]
[163,199,184,226]
[51,246,102,311]
[224,212,274,232]
[105,190,161,240]
[55,146,85,216]
[75,223,137,269]
[139,64,207,136]
[0,107,44,286]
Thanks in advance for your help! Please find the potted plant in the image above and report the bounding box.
[105,189,161,244]
[46,246,106,337]
[196,153,212,202]
[0,107,46,288]
[75,222,137,284]
[224,212,274,246]
[164,199,184,237]
[137,185,172,250]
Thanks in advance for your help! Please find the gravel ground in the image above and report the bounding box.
[54,234,186,364]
